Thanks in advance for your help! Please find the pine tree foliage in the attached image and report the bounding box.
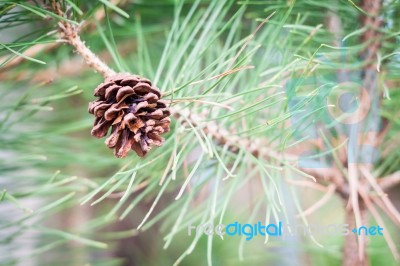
[0,0,399,265]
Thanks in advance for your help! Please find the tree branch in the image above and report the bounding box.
[49,0,115,77]
[342,0,384,265]
[47,3,400,264]
[49,0,352,197]
[378,171,400,191]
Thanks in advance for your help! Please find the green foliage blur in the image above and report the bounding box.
[0,0,399,265]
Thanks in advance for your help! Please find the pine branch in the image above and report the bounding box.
[2,1,399,264]
[50,0,115,77]
[378,171,400,191]
[47,4,400,255]
[47,0,389,201]
[49,0,346,192]
[343,0,387,264]
[0,1,121,73]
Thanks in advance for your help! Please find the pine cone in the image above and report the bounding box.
[88,73,171,158]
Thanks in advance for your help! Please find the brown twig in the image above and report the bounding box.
[342,0,383,263]
[343,199,369,266]
[378,171,400,191]
[370,195,400,227]
[0,1,122,73]
[49,0,115,77]
[361,166,400,223]
[295,184,336,218]
[360,0,382,69]
[359,186,400,260]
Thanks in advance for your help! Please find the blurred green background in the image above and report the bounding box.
[0,0,399,265]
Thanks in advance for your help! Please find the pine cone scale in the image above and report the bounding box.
[104,103,128,121]
[94,81,115,97]
[116,86,136,102]
[91,117,113,138]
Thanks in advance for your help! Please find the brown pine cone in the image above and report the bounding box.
[88,73,171,158]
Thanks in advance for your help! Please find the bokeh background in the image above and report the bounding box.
[0,0,399,265]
